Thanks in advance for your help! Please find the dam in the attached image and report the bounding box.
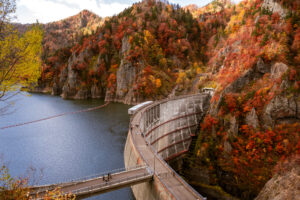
[124,93,211,200]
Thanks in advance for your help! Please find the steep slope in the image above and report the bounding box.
[183,0,300,199]
[43,9,103,53]
[14,10,103,53]
[34,10,103,93]
[255,155,300,200]
[39,0,206,103]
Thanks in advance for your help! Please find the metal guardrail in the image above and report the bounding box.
[30,165,146,190]
[71,171,153,195]
[143,93,209,112]
[59,165,147,184]
[145,136,206,200]
[129,127,179,200]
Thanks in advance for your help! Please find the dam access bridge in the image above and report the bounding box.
[29,93,210,200]
[29,165,153,199]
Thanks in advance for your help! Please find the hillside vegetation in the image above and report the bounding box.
[184,0,300,199]
[33,0,299,199]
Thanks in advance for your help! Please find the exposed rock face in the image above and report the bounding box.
[104,90,114,102]
[61,54,79,99]
[46,35,139,103]
[257,58,269,74]
[191,59,299,199]
[91,84,103,99]
[211,58,269,115]
[263,96,300,128]
[255,158,300,200]
[31,86,52,94]
[123,88,136,105]
[51,82,60,95]
[115,60,136,101]
[61,49,96,99]
[245,108,259,129]
[229,115,238,138]
[270,63,288,79]
[104,35,139,105]
[224,141,232,153]
[262,0,287,18]
[74,87,89,99]
[121,36,131,56]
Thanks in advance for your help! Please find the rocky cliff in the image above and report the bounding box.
[182,0,300,199]
[255,156,300,200]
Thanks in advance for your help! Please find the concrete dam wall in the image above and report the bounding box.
[124,93,211,200]
[141,94,211,161]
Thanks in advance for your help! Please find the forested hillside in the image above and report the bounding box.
[183,0,300,199]
[33,0,299,199]
[36,0,220,102]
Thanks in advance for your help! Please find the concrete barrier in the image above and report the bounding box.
[125,93,211,200]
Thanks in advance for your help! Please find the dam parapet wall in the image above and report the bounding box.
[124,93,211,200]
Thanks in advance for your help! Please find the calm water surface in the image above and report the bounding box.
[0,93,134,200]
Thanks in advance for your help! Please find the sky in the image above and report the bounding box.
[14,0,243,24]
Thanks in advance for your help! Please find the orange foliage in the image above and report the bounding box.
[107,73,116,91]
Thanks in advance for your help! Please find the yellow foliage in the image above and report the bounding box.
[205,81,217,89]
[149,75,155,84]
[263,41,288,61]
[167,4,173,13]
[0,165,75,200]
[43,187,76,200]
[197,67,202,74]
[226,10,245,34]
[155,78,162,88]
[144,30,155,45]
[176,71,186,84]
[142,30,164,62]
[0,24,43,97]
[192,62,205,74]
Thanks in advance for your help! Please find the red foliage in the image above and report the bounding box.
[289,69,297,81]
[224,93,238,113]
[47,56,59,65]
[292,28,300,51]
[98,40,107,54]
[144,66,153,75]
[223,123,300,191]
[271,12,280,24]
[201,115,219,132]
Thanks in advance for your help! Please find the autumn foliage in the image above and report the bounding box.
[35,0,300,198]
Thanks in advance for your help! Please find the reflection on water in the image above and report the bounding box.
[0,93,134,200]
